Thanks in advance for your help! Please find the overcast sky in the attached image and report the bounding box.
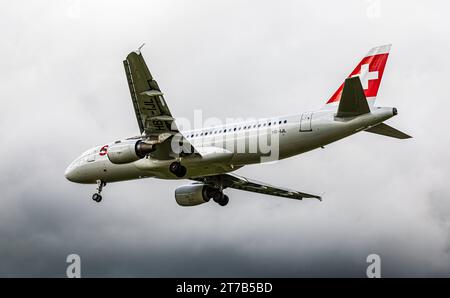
[1,0,450,277]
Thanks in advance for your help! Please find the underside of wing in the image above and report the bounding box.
[193,173,321,201]
[123,49,199,159]
[123,51,173,136]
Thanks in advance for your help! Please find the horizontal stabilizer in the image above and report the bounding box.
[365,123,412,139]
[336,77,370,118]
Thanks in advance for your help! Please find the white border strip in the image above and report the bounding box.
[366,44,391,57]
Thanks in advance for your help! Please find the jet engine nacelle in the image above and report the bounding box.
[107,140,155,164]
[175,184,214,206]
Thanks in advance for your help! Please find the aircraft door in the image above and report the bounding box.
[300,112,313,132]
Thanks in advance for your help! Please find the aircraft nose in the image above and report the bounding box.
[64,163,78,182]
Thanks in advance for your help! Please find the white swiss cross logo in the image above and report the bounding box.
[351,63,378,90]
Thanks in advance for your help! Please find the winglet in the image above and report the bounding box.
[135,43,146,55]
[315,196,322,202]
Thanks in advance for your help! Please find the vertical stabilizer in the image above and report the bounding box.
[326,44,391,107]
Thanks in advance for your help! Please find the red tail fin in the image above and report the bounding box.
[326,44,391,106]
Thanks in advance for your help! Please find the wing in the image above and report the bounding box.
[123,50,176,136]
[193,173,322,201]
[123,49,197,158]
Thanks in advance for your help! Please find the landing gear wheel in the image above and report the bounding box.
[213,191,223,203]
[169,161,187,178]
[92,193,102,203]
[169,161,180,173]
[178,165,187,177]
[218,195,229,206]
[212,192,229,206]
[92,180,106,203]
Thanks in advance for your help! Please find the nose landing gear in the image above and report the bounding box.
[92,193,102,202]
[92,180,106,203]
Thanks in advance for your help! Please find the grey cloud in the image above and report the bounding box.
[0,0,450,277]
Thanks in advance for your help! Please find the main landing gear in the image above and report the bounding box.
[212,190,229,207]
[202,180,230,207]
[92,180,106,203]
[169,161,187,178]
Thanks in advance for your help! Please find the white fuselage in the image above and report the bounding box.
[64,107,395,184]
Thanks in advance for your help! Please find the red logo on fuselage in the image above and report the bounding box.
[99,145,109,156]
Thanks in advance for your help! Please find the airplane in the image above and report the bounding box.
[65,44,411,206]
